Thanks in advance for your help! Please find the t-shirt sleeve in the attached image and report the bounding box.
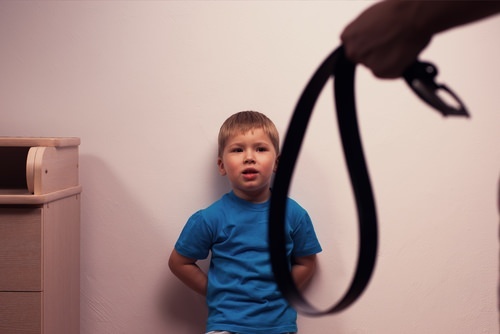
[174,210,213,260]
[290,208,322,258]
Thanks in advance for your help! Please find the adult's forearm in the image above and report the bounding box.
[411,0,500,36]
[341,0,500,78]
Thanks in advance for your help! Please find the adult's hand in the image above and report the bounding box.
[341,1,500,79]
[340,1,431,79]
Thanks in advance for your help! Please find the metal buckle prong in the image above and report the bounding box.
[403,61,470,117]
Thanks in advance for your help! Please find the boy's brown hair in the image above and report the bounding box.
[218,111,280,158]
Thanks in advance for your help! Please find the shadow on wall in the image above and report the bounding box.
[158,259,210,333]
[79,154,218,333]
[158,157,228,332]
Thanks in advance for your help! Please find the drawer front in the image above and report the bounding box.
[0,208,42,291]
[0,292,41,333]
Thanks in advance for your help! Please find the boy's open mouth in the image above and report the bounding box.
[242,168,258,175]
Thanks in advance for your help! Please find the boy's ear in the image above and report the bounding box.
[217,157,227,176]
[273,155,280,173]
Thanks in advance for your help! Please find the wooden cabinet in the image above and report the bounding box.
[0,137,81,334]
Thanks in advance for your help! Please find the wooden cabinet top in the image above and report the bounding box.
[0,137,80,147]
[0,137,81,204]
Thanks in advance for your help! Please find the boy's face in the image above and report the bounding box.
[217,128,278,203]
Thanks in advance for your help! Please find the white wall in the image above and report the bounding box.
[1,1,499,333]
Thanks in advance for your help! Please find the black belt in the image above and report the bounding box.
[268,45,468,316]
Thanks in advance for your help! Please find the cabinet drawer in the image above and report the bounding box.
[0,292,41,333]
[0,208,42,291]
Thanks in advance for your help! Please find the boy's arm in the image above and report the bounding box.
[168,249,208,296]
[291,254,317,291]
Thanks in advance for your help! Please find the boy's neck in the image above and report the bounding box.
[232,188,271,203]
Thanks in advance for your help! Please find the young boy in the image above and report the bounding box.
[169,111,322,334]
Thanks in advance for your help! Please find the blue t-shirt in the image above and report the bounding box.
[175,191,322,334]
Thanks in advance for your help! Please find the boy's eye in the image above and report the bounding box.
[230,148,243,152]
[256,147,268,152]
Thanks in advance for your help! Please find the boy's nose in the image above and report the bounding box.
[244,151,256,163]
